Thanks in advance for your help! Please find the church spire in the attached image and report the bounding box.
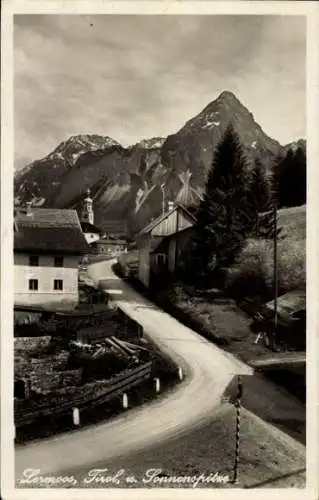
[81,188,94,225]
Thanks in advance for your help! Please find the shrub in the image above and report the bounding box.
[272,237,305,292]
[226,236,305,298]
[225,239,268,298]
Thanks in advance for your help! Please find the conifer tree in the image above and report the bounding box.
[192,124,250,275]
[243,159,278,239]
[274,145,306,208]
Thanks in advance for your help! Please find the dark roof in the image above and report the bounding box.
[80,222,103,234]
[138,203,197,236]
[15,208,80,227]
[101,220,128,235]
[14,227,89,254]
[265,289,306,317]
[95,238,127,245]
[14,208,89,254]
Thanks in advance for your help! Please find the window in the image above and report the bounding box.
[54,279,63,291]
[29,256,39,267]
[154,254,167,266]
[54,256,64,267]
[29,279,38,291]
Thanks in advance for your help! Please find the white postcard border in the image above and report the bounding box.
[1,2,318,500]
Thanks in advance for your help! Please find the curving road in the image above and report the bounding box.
[15,259,253,479]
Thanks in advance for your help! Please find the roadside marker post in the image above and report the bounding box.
[154,377,161,394]
[178,367,183,381]
[232,375,243,484]
[122,392,128,409]
[73,407,80,426]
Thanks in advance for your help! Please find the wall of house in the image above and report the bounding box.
[138,245,151,287]
[14,253,80,307]
[168,238,177,272]
[168,228,195,273]
[95,241,127,256]
[84,232,100,245]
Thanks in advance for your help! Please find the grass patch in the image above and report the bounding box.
[80,404,305,489]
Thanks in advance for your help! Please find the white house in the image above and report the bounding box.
[14,204,89,308]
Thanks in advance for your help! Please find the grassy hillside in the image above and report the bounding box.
[277,205,306,240]
[226,205,306,299]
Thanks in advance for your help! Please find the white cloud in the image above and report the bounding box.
[14,14,306,168]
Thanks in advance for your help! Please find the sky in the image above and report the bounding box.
[14,14,306,169]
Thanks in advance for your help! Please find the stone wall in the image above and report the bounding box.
[14,336,51,354]
[29,369,83,394]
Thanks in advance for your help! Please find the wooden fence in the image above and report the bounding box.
[15,361,152,428]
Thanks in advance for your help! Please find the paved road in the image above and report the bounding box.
[15,259,253,479]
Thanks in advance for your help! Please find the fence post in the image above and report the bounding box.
[232,375,243,484]
[73,407,80,426]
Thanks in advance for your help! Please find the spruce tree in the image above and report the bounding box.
[193,124,250,275]
[274,146,306,208]
[243,159,279,239]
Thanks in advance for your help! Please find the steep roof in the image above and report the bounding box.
[16,208,80,228]
[14,208,89,254]
[138,203,197,236]
[80,221,103,235]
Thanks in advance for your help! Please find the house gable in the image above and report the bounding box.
[138,204,196,240]
[151,209,194,237]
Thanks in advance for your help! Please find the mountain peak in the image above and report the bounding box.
[48,134,122,166]
[15,94,286,229]
[54,134,121,152]
[199,90,245,119]
[217,90,238,101]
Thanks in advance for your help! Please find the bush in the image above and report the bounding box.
[275,237,305,291]
[226,237,305,298]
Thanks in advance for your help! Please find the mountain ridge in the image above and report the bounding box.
[14,91,305,233]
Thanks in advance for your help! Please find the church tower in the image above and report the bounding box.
[81,188,94,225]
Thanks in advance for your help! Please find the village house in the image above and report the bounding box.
[79,189,128,257]
[136,202,197,288]
[14,203,89,308]
[91,237,127,257]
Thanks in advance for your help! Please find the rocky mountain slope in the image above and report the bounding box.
[14,91,300,234]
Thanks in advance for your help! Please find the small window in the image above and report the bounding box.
[29,256,39,267]
[29,279,38,291]
[155,254,167,266]
[53,279,63,291]
[54,256,64,267]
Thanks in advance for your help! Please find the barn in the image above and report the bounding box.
[136,203,196,288]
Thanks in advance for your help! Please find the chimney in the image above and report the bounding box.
[26,201,32,216]
[168,201,174,211]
